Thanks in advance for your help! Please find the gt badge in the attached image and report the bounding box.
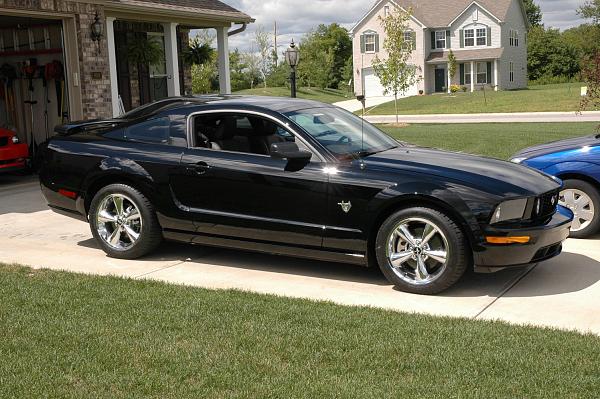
[338,201,352,213]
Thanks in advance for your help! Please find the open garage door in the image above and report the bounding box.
[0,14,69,166]
[362,67,419,99]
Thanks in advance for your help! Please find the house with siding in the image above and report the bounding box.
[350,0,528,98]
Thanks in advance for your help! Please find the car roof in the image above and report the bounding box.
[127,95,335,118]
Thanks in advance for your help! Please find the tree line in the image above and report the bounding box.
[187,0,600,93]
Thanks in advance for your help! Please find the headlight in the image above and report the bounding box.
[11,136,20,144]
[510,157,527,164]
[490,198,528,224]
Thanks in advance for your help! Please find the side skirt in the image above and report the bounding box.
[162,229,368,266]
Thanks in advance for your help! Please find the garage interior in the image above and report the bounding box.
[0,15,69,160]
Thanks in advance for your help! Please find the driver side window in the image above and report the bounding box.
[191,113,315,161]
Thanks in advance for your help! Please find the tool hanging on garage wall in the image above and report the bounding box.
[0,22,66,154]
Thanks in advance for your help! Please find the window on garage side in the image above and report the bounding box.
[364,33,376,52]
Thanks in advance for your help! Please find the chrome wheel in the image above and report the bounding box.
[386,218,449,286]
[560,189,595,232]
[96,193,142,250]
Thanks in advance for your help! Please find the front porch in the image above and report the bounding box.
[104,10,249,117]
[426,48,504,94]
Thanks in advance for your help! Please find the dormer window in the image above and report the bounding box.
[463,27,488,47]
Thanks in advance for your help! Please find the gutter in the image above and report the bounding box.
[228,23,248,37]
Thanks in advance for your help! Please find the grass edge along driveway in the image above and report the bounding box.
[1,264,599,398]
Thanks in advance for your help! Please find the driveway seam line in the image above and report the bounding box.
[472,264,539,320]
[133,261,187,279]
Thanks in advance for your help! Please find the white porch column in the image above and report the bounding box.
[470,60,475,93]
[447,63,451,93]
[216,26,231,94]
[494,59,499,91]
[163,22,181,97]
[106,17,120,117]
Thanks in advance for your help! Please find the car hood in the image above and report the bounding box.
[512,134,600,160]
[366,146,560,197]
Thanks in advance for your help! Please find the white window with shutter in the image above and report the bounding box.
[435,31,446,49]
[365,34,376,52]
[464,29,475,47]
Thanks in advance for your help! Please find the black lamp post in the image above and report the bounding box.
[285,39,299,98]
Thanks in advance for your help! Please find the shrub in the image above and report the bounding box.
[450,84,462,93]
[529,74,580,86]
[461,86,468,92]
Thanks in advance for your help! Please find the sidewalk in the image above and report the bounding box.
[363,111,600,124]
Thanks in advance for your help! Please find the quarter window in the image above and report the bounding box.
[364,34,376,52]
[435,31,446,49]
[125,117,171,144]
[404,31,414,49]
[464,29,475,47]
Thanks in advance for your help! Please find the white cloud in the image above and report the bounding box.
[205,0,591,52]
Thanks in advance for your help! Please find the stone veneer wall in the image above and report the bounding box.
[0,0,112,118]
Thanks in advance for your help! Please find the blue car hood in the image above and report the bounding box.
[366,146,561,197]
[512,134,600,160]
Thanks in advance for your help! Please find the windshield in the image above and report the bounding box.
[284,107,399,159]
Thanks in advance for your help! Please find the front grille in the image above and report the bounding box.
[533,190,559,220]
[0,137,7,147]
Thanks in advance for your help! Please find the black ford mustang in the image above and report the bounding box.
[38,96,572,294]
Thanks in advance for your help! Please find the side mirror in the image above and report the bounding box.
[270,142,312,171]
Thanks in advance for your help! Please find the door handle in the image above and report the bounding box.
[186,161,211,175]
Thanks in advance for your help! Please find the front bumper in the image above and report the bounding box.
[474,206,572,270]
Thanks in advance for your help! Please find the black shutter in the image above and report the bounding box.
[487,62,492,84]
[460,63,465,85]
[375,34,379,52]
[459,30,464,48]
[360,34,365,53]
[411,31,417,50]
[431,31,436,49]
[487,27,492,46]
[446,30,451,49]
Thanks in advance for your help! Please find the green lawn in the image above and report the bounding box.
[1,264,599,398]
[234,86,350,104]
[379,122,599,160]
[368,83,592,115]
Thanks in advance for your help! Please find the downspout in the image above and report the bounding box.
[228,23,247,37]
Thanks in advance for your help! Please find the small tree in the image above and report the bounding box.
[372,8,421,123]
[448,49,457,83]
[580,52,600,122]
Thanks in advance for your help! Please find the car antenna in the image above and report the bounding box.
[357,94,366,156]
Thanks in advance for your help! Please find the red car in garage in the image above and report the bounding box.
[0,128,29,174]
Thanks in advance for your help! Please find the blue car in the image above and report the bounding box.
[511,133,600,238]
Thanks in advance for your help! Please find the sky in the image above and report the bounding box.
[218,0,590,54]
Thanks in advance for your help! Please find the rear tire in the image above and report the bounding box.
[560,179,600,239]
[375,207,470,295]
[89,184,162,259]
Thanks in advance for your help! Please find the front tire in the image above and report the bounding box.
[375,207,470,295]
[89,184,162,259]
[559,179,600,239]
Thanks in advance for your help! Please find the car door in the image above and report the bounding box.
[170,111,328,248]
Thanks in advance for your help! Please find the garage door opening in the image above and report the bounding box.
[0,15,70,163]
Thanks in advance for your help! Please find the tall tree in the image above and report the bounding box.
[254,25,273,88]
[523,0,543,29]
[527,26,580,81]
[372,8,421,123]
[579,0,600,24]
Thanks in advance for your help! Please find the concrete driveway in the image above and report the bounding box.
[1,177,600,335]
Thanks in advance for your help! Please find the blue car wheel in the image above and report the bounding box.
[559,179,600,238]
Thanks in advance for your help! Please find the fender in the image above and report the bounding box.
[368,179,498,246]
[82,157,157,207]
[542,161,600,183]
